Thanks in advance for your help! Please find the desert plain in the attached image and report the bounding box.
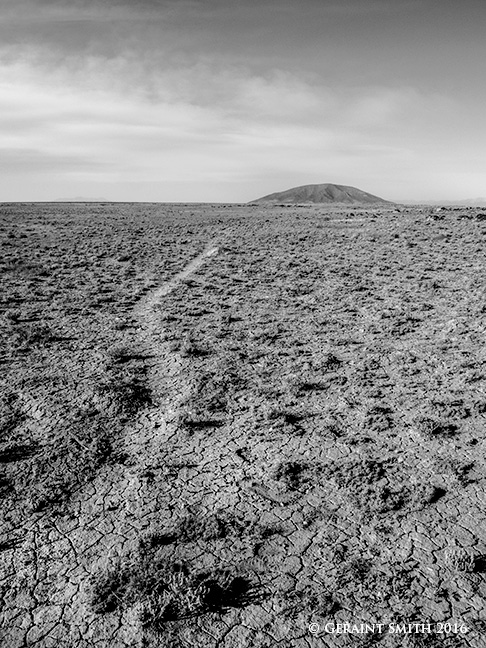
[1,202,486,647]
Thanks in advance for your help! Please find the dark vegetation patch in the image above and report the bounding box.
[444,547,475,573]
[285,373,327,395]
[261,405,310,434]
[6,407,121,513]
[3,322,57,352]
[139,531,179,551]
[411,484,446,507]
[435,458,475,485]
[328,559,419,613]
[282,586,340,619]
[97,359,152,416]
[0,393,25,441]
[274,460,312,491]
[325,457,387,489]
[139,510,281,549]
[338,556,373,583]
[0,443,38,463]
[30,438,114,510]
[318,411,347,438]
[415,417,459,439]
[91,557,263,630]
[179,333,211,358]
[168,510,245,543]
[389,314,423,337]
[321,352,343,371]
[321,457,445,515]
[0,473,11,496]
[106,344,148,364]
[177,354,244,430]
[178,411,226,431]
[364,404,394,432]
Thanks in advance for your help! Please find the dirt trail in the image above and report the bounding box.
[1,245,221,648]
[144,245,219,302]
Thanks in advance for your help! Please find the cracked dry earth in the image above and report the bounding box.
[1,203,486,647]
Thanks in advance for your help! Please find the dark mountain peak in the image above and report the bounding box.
[251,183,392,205]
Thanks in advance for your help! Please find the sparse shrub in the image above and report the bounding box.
[3,309,21,323]
[431,398,471,420]
[178,409,225,431]
[260,405,307,433]
[301,508,325,529]
[412,484,446,507]
[274,460,310,491]
[91,557,260,630]
[416,417,458,438]
[165,509,245,544]
[97,372,152,414]
[451,461,475,484]
[246,520,282,539]
[445,547,475,573]
[321,352,342,370]
[8,322,55,350]
[281,410,305,425]
[262,405,285,421]
[139,511,278,550]
[141,566,257,629]
[367,485,408,513]
[0,393,24,440]
[344,557,372,582]
[282,587,338,618]
[179,334,209,358]
[139,530,178,552]
[23,409,117,512]
[112,317,134,331]
[186,369,232,413]
[106,344,137,363]
[140,567,201,626]
[323,457,412,514]
[365,405,394,432]
[0,473,11,495]
[435,458,475,486]
[0,443,38,463]
[329,457,386,489]
[285,374,324,395]
[91,565,133,614]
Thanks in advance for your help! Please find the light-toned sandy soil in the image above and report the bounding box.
[1,202,486,647]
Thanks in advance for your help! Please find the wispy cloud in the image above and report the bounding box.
[0,0,484,200]
[0,48,464,200]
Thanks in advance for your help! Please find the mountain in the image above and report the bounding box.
[455,198,486,206]
[250,183,392,205]
[54,196,110,202]
[400,198,486,206]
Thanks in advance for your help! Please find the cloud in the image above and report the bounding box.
[0,36,480,201]
[0,0,434,69]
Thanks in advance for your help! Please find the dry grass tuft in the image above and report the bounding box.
[91,556,261,631]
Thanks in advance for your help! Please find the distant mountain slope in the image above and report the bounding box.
[251,183,392,204]
[54,196,110,202]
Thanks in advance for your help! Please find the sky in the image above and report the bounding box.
[0,0,485,202]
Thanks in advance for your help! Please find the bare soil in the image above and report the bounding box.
[1,202,486,647]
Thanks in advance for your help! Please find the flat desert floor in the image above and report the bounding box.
[1,203,486,647]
